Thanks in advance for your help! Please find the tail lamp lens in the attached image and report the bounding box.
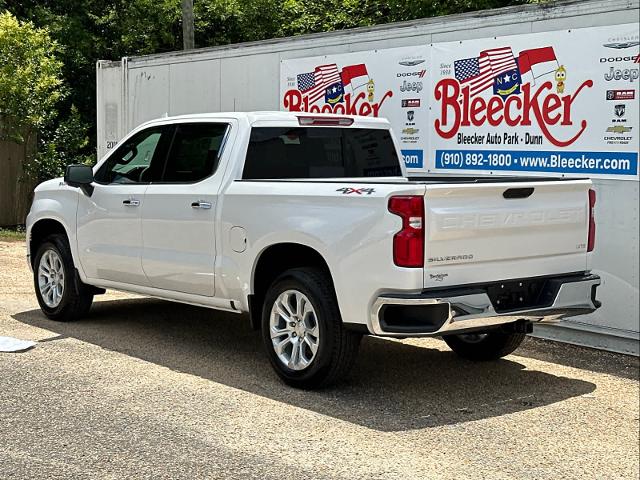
[388,195,424,268]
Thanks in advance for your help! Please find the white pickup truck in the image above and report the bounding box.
[26,112,600,388]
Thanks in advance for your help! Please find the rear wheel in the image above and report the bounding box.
[443,330,526,360]
[33,234,93,321]
[261,267,361,389]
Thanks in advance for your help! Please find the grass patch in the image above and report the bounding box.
[0,227,26,242]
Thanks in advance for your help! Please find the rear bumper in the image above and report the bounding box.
[369,273,601,337]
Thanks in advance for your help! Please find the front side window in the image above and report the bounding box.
[95,127,165,184]
[161,123,229,183]
[242,127,402,179]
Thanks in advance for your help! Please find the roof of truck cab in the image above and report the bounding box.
[138,111,391,129]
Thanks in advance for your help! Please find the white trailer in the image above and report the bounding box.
[96,0,640,355]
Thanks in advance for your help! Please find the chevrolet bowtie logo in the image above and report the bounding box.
[606,125,633,134]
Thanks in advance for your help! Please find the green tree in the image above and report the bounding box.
[7,1,181,147]
[0,11,63,143]
[194,0,284,46]
[24,105,92,183]
[278,0,529,36]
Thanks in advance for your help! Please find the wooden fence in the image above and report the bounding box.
[0,137,36,227]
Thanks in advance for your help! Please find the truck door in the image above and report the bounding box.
[76,125,170,285]
[140,122,231,297]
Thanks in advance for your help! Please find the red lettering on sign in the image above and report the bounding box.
[283,90,393,117]
[434,78,593,147]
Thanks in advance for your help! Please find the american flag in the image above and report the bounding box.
[454,47,518,97]
[296,64,342,104]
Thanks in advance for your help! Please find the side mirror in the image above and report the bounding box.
[64,164,94,196]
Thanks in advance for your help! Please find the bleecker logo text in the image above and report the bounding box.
[434,79,593,147]
[283,90,393,116]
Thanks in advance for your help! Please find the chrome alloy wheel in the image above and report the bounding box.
[269,289,320,371]
[38,249,65,308]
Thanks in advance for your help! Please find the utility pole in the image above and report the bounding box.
[182,0,195,50]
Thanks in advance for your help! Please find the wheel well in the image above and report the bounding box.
[249,243,333,329]
[29,219,67,266]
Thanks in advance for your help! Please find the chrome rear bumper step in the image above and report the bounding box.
[370,273,601,337]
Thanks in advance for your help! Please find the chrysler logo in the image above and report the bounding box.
[399,59,425,67]
[603,41,640,49]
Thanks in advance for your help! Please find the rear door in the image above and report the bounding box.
[140,121,231,297]
[423,179,592,288]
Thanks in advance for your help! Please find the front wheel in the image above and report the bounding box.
[443,330,526,361]
[261,268,361,389]
[33,234,94,321]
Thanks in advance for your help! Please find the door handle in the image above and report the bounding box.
[123,199,140,206]
[191,201,212,210]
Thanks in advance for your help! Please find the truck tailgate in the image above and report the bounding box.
[423,179,592,288]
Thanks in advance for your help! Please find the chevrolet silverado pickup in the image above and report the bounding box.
[26,112,601,388]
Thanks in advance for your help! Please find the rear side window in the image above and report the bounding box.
[161,123,229,183]
[242,127,402,179]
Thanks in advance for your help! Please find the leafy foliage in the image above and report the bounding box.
[0,12,63,142]
[23,106,92,184]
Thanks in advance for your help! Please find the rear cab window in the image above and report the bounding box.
[242,127,402,179]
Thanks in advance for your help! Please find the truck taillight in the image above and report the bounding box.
[388,195,424,268]
[588,189,596,252]
[297,116,354,126]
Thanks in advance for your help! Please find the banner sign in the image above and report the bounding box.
[280,25,639,179]
[280,46,429,169]
[430,24,639,179]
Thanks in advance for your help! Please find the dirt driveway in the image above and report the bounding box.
[1,240,638,479]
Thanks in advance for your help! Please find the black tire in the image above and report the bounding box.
[261,267,361,389]
[443,330,526,361]
[33,234,94,321]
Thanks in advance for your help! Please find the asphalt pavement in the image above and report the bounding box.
[1,241,638,479]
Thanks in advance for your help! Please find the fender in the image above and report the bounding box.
[249,233,336,293]
[26,184,83,278]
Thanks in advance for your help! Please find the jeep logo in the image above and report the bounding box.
[400,80,423,93]
[604,66,639,82]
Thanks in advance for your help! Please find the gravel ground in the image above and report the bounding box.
[1,240,638,479]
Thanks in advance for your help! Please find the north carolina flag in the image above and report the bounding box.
[340,64,369,91]
[517,47,559,85]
